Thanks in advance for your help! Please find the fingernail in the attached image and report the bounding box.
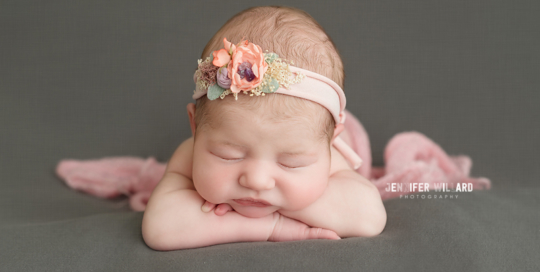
[201,203,212,212]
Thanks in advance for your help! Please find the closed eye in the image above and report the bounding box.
[279,163,305,169]
[221,157,242,161]
[211,152,242,161]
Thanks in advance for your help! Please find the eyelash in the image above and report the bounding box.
[212,153,242,161]
[219,156,242,161]
[279,163,302,169]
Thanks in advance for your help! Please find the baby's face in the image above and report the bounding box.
[191,99,331,218]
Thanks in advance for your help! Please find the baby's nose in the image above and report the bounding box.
[238,160,275,191]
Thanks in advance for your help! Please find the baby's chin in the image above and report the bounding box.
[231,203,278,218]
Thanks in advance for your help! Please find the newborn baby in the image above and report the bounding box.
[142,6,386,251]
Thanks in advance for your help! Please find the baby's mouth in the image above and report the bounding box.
[233,198,271,207]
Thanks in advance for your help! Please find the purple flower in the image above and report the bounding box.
[217,67,231,89]
[238,61,251,72]
[237,61,255,82]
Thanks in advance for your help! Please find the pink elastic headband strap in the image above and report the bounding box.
[277,66,362,170]
[276,66,346,125]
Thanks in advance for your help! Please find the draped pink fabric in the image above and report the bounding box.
[338,110,491,201]
[56,109,491,211]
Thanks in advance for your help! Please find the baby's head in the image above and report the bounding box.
[195,6,344,145]
[200,6,344,89]
[188,6,346,218]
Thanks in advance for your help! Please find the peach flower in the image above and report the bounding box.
[226,39,268,93]
[212,49,230,67]
[223,37,236,54]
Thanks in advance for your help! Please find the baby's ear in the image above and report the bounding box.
[332,123,345,143]
[187,103,196,137]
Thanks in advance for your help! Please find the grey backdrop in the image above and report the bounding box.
[1,0,539,271]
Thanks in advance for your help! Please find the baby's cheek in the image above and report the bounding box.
[193,163,234,203]
[284,175,328,210]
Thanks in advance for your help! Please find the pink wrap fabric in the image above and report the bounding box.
[55,110,491,211]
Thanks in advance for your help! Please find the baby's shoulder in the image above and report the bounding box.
[165,136,194,179]
[329,145,354,176]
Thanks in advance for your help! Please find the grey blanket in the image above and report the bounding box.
[1,0,538,271]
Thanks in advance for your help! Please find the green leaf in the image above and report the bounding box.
[264,53,278,64]
[208,84,225,100]
[262,77,279,93]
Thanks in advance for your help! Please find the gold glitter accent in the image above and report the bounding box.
[219,89,233,99]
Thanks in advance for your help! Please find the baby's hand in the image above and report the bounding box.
[268,213,341,242]
[201,200,233,216]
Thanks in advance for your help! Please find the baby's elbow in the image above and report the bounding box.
[359,187,387,237]
[142,207,186,251]
[142,214,168,251]
[142,220,187,251]
[142,229,165,251]
[364,207,387,237]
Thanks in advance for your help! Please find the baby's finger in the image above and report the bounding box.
[201,201,216,213]
[214,203,233,216]
[304,228,341,240]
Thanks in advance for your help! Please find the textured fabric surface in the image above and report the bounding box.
[1,189,537,271]
[1,0,539,271]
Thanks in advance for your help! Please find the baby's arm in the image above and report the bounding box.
[142,173,273,250]
[206,169,386,238]
[278,169,387,238]
[142,140,339,251]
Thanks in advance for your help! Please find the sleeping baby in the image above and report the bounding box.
[142,6,387,251]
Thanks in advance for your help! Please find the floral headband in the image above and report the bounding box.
[193,38,347,125]
[193,37,305,100]
[192,37,362,169]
